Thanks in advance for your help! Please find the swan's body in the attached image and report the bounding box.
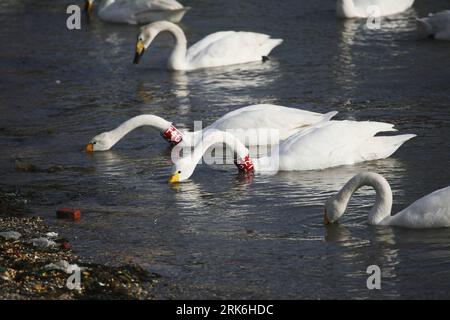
[86,104,338,151]
[324,172,450,229]
[86,0,189,24]
[133,21,283,70]
[168,122,416,182]
[336,0,414,18]
[417,11,450,41]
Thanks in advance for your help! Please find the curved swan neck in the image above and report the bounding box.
[191,131,252,171]
[149,21,188,70]
[109,115,172,144]
[336,172,393,225]
[337,0,356,18]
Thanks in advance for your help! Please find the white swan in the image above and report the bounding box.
[133,21,283,70]
[336,0,414,18]
[324,172,450,229]
[417,11,450,41]
[85,0,189,24]
[85,104,337,152]
[168,121,416,182]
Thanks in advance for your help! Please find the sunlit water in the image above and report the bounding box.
[0,0,449,299]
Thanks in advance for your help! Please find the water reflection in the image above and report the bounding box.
[170,181,207,210]
[258,158,407,207]
[323,223,400,298]
[335,10,418,94]
[2,0,450,299]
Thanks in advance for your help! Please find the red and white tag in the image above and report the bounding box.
[234,154,254,173]
[161,124,183,145]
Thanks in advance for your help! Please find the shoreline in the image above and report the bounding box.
[0,190,160,300]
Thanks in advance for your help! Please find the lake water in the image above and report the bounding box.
[0,0,449,299]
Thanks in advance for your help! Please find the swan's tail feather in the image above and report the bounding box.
[416,18,434,36]
[368,134,416,160]
[322,111,338,123]
[261,38,283,56]
[366,121,397,134]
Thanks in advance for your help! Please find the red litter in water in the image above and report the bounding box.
[61,241,71,250]
[56,208,81,221]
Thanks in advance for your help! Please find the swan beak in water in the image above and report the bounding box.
[133,41,145,64]
[85,143,94,153]
[323,210,330,225]
[168,173,180,184]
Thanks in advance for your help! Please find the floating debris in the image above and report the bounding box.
[56,208,81,221]
[14,160,39,173]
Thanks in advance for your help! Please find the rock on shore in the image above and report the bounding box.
[0,190,160,300]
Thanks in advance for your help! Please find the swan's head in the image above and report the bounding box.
[84,0,94,14]
[85,132,115,152]
[168,156,196,183]
[324,196,345,225]
[133,25,158,64]
[134,22,177,64]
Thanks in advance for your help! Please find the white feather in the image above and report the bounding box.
[336,0,414,18]
[95,0,189,24]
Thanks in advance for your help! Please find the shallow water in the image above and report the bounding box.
[1,0,450,299]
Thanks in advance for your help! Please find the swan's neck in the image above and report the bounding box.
[337,0,357,18]
[155,22,188,70]
[108,115,179,146]
[191,131,254,173]
[336,172,393,225]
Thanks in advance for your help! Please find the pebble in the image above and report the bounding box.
[46,232,58,238]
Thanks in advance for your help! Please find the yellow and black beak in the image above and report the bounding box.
[133,40,145,64]
[323,210,330,225]
[84,0,94,15]
[168,172,180,184]
[85,143,94,153]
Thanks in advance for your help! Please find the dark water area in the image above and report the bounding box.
[0,0,449,299]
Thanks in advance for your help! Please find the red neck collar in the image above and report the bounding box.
[161,124,183,146]
[234,154,254,173]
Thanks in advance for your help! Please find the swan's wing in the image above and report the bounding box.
[388,186,450,228]
[186,32,283,68]
[145,0,184,10]
[134,7,189,24]
[112,0,183,11]
[101,0,185,24]
[351,0,414,16]
[209,104,337,142]
[186,31,237,59]
[278,120,414,170]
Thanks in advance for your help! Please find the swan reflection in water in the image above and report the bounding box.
[263,157,407,207]
[137,58,281,110]
[335,10,417,93]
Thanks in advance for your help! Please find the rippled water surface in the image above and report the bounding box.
[1,0,450,299]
